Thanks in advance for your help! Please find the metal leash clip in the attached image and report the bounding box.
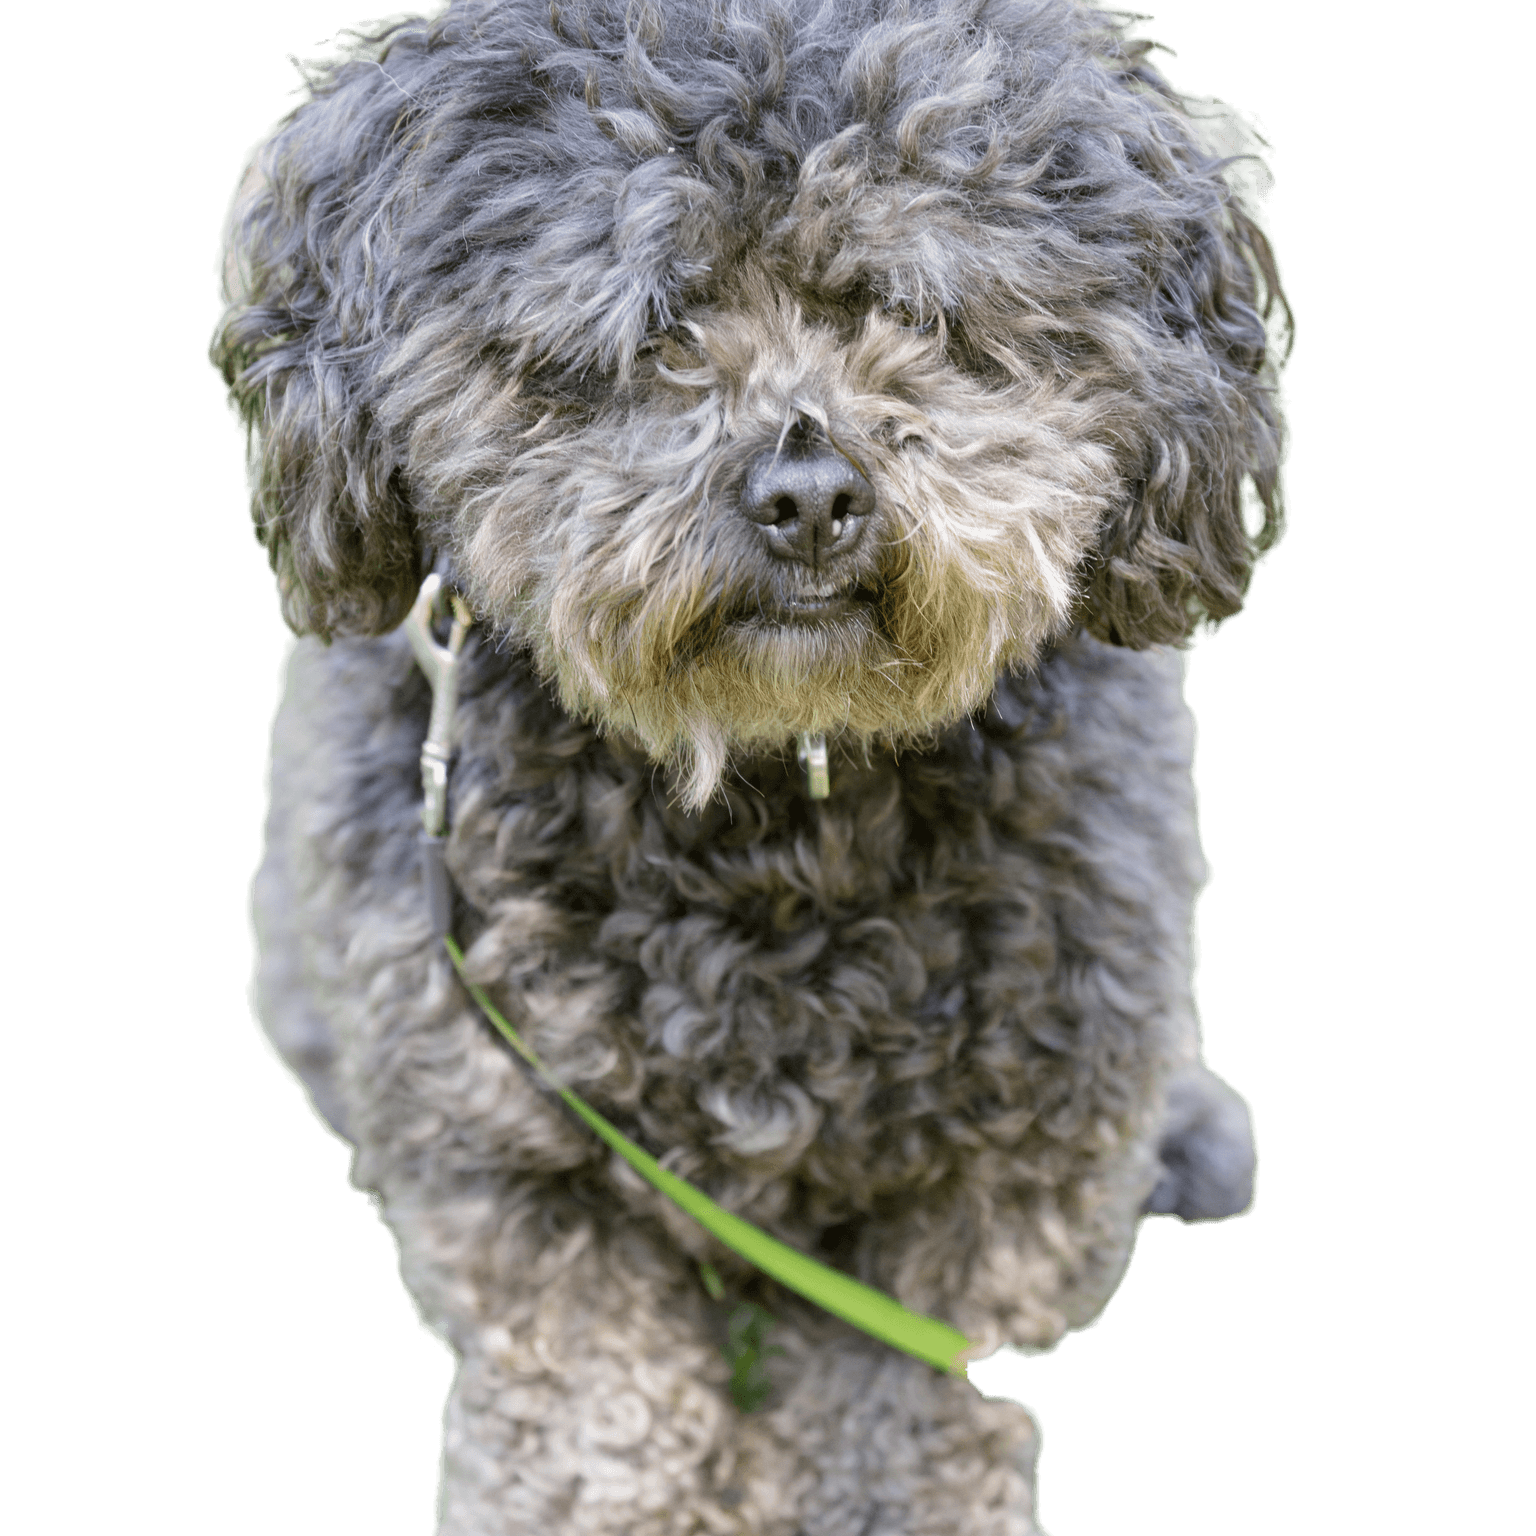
[405,573,474,937]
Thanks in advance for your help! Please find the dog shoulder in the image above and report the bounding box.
[256,633,429,1132]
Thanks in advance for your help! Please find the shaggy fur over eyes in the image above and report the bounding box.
[215,0,1283,800]
[218,2,1282,1532]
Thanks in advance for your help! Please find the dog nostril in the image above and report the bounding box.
[830,492,851,540]
[773,495,799,525]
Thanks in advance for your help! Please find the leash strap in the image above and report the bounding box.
[407,576,973,1375]
[442,935,970,1373]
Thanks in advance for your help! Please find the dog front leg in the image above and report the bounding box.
[719,1323,1041,1536]
[391,1200,763,1536]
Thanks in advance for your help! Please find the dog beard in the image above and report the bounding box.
[523,461,1110,809]
[449,310,1120,808]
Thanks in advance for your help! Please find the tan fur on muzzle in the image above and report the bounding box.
[458,291,1119,807]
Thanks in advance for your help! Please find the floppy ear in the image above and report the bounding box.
[211,29,429,639]
[1078,136,1289,649]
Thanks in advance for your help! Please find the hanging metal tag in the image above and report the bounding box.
[797,731,829,799]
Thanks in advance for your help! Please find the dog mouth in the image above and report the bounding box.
[739,577,882,627]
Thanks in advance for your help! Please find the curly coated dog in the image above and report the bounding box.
[214,2,1284,1530]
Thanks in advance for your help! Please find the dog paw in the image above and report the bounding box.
[1143,1064,1255,1222]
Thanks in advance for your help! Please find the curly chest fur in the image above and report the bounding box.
[288,630,1203,1251]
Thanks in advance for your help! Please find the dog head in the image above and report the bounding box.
[215,0,1285,805]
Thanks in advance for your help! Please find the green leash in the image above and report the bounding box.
[407,574,973,1379]
[442,934,972,1375]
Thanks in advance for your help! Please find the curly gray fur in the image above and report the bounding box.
[215,2,1284,1530]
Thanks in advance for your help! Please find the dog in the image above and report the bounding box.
[214,2,1283,1530]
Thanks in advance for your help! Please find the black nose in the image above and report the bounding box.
[741,446,876,566]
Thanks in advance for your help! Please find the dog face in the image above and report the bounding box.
[449,268,1117,803]
[215,0,1284,805]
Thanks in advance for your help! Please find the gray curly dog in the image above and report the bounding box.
[213,1,1284,1530]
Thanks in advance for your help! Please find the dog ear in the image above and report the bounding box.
[1078,157,1289,650]
[211,37,426,639]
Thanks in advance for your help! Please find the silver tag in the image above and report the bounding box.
[797,731,830,799]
